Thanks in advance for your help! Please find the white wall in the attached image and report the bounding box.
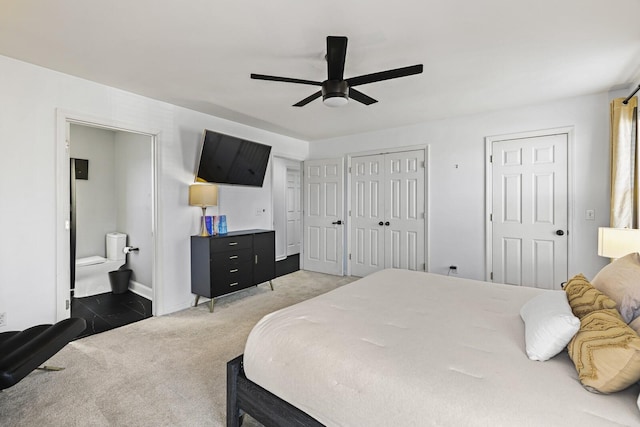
[0,54,308,331]
[115,131,153,288]
[310,91,624,281]
[70,125,153,290]
[0,48,626,330]
[70,125,117,258]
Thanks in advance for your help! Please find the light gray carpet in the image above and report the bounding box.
[0,270,356,427]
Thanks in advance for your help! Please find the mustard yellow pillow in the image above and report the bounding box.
[567,309,640,393]
[564,274,618,319]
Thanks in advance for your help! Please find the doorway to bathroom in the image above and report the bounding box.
[67,122,155,337]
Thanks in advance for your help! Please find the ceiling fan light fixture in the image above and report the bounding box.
[322,80,349,107]
[323,94,349,107]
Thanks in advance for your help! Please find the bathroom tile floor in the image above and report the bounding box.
[71,291,152,339]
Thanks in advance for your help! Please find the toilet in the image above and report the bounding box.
[74,232,127,298]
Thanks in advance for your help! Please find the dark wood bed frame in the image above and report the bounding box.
[227,355,324,427]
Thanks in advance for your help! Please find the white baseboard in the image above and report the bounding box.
[129,280,152,300]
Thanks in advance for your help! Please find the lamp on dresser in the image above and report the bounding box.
[598,227,640,259]
[189,184,218,236]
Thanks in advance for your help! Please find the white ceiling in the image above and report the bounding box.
[1,0,639,141]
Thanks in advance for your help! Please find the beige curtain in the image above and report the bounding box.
[610,96,638,228]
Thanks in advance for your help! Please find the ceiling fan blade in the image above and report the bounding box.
[293,91,322,107]
[346,64,423,87]
[251,73,322,86]
[326,36,348,81]
[349,88,378,105]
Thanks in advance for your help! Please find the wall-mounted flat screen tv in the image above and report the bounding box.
[195,129,272,187]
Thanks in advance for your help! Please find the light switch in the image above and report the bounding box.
[585,209,595,220]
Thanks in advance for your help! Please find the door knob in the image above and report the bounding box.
[332,220,342,225]
[378,221,384,226]
[556,230,564,236]
[385,221,390,226]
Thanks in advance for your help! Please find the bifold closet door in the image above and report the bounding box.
[350,150,425,277]
[384,150,425,271]
[351,154,386,277]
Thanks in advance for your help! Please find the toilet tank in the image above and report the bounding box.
[106,232,127,261]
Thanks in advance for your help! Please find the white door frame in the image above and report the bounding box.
[484,127,575,282]
[55,109,161,320]
[346,144,430,276]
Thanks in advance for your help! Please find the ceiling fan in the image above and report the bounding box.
[251,36,423,107]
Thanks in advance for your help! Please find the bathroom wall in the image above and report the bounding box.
[70,125,117,259]
[70,124,153,293]
[114,131,153,289]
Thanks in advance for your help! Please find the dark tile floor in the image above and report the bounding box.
[71,291,152,339]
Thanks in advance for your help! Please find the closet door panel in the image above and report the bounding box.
[350,154,385,277]
[384,150,425,272]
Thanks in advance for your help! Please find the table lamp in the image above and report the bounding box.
[189,184,218,236]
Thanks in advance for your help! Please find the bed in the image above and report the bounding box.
[227,268,640,426]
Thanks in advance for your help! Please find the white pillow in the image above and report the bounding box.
[520,291,580,361]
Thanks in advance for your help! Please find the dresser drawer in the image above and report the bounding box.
[210,235,253,252]
[211,248,252,267]
[212,266,253,296]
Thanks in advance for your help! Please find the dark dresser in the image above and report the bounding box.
[191,229,275,312]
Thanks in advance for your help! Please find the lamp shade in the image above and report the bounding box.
[189,184,218,207]
[597,227,640,258]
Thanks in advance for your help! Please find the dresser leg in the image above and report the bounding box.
[269,280,274,291]
[194,295,200,307]
[209,298,215,313]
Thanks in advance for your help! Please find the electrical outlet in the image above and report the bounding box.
[0,312,6,327]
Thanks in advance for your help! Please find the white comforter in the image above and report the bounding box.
[244,269,640,426]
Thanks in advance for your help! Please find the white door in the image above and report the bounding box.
[286,167,302,255]
[351,154,385,276]
[351,150,425,277]
[490,133,568,289]
[303,158,344,275]
[385,150,425,271]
